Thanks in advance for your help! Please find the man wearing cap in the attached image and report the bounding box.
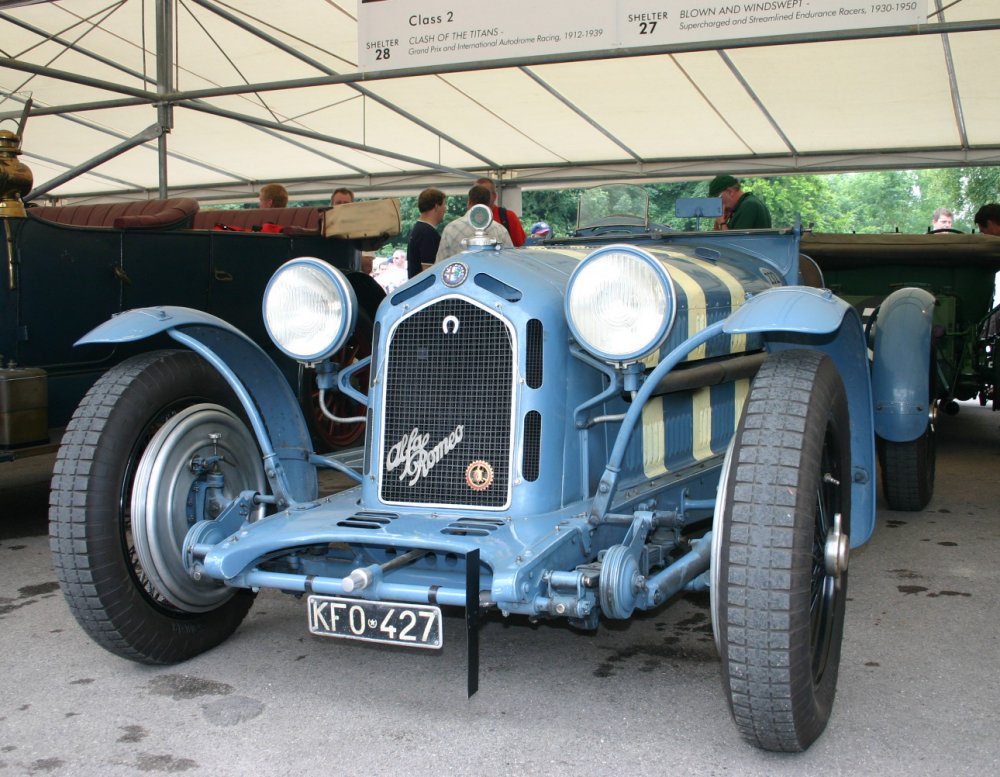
[708,174,771,230]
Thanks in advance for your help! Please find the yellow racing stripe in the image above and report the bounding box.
[641,398,668,478]
[692,386,713,461]
[734,377,749,428]
[661,264,708,361]
[700,262,748,354]
[642,371,753,476]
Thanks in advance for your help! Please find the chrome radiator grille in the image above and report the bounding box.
[379,297,514,508]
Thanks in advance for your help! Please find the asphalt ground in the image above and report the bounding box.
[1,405,999,777]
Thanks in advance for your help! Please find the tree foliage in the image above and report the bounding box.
[521,188,581,236]
[742,175,846,231]
[370,165,1000,255]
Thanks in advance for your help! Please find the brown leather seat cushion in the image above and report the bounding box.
[191,207,323,235]
[27,199,199,229]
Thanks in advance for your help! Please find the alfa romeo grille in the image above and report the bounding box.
[379,297,514,508]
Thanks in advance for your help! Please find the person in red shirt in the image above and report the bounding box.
[475,177,526,246]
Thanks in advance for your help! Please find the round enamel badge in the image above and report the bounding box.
[465,460,494,491]
[442,261,468,287]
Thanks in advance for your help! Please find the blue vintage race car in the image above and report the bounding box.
[51,186,877,752]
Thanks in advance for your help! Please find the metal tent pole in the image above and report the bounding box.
[25,124,163,201]
[155,0,175,200]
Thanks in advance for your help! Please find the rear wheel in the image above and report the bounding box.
[49,350,263,664]
[877,349,936,512]
[877,430,935,511]
[711,349,851,752]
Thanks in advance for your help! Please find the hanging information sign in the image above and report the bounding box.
[358,0,925,72]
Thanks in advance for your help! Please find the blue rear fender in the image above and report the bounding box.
[724,286,877,547]
[77,306,318,504]
[869,287,936,443]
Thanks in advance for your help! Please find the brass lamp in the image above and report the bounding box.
[0,128,32,219]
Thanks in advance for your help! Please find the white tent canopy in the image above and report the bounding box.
[1,0,998,204]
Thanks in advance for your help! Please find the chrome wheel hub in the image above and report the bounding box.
[824,511,849,589]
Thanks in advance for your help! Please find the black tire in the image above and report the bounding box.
[711,350,851,752]
[49,350,263,664]
[877,348,936,512]
[877,432,935,511]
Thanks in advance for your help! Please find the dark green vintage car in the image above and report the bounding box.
[801,231,1000,510]
[0,198,377,459]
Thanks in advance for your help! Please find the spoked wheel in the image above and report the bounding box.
[49,350,264,664]
[711,349,851,752]
[302,270,384,452]
[303,334,371,451]
[991,339,1000,412]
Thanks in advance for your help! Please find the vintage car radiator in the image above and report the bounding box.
[378,296,518,509]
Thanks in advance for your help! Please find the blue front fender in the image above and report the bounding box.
[76,306,238,345]
[79,306,318,504]
[725,287,876,547]
[870,288,936,443]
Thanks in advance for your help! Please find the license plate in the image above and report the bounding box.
[307,595,443,649]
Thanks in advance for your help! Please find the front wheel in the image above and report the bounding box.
[711,349,851,752]
[49,350,264,664]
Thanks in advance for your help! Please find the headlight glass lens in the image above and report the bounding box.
[566,247,672,363]
[263,258,354,362]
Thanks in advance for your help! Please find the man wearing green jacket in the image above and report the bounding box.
[708,174,772,230]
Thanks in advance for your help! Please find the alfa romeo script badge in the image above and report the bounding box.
[465,460,494,491]
[442,261,468,287]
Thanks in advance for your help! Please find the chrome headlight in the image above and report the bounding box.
[565,244,676,365]
[262,257,357,364]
